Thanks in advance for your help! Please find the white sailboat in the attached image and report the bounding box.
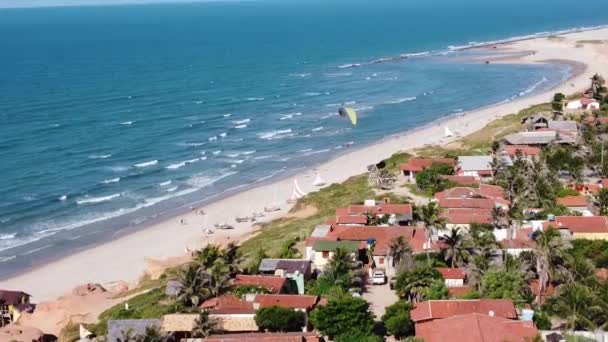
[287,178,307,203]
[313,171,326,187]
[444,126,454,137]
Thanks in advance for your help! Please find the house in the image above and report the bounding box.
[547,120,578,133]
[161,314,199,340]
[435,268,466,288]
[399,158,456,183]
[435,184,507,202]
[415,313,539,342]
[499,228,535,256]
[503,130,576,146]
[440,175,479,186]
[203,332,322,342]
[205,295,321,333]
[258,259,312,294]
[556,195,590,214]
[565,97,600,110]
[501,145,541,159]
[410,299,517,324]
[233,275,288,294]
[307,225,440,275]
[307,240,360,270]
[108,319,161,342]
[336,203,413,225]
[442,208,492,230]
[0,290,31,323]
[455,156,494,179]
[521,114,549,129]
[545,216,608,240]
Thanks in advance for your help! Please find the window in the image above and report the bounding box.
[379,257,384,264]
[322,251,330,258]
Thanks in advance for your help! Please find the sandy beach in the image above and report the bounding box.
[2,27,608,305]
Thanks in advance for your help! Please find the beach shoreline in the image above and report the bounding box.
[2,27,608,303]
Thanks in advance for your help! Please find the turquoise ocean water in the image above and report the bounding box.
[0,0,606,278]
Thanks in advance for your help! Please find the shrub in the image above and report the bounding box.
[382,301,414,339]
[334,330,383,342]
[481,269,530,303]
[232,285,272,298]
[254,306,306,332]
[310,297,374,339]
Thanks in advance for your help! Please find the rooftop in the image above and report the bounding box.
[548,120,578,131]
[0,290,30,306]
[440,175,479,186]
[258,259,311,275]
[345,203,413,216]
[415,313,538,342]
[442,208,492,225]
[457,156,493,172]
[502,145,542,156]
[335,215,368,225]
[108,319,161,342]
[312,240,360,253]
[400,157,455,172]
[204,332,320,342]
[556,195,588,207]
[255,294,319,310]
[233,275,287,293]
[546,216,608,233]
[410,299,517,323]
[435,267,466,280]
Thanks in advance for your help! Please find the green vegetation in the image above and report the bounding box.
[381,301,414,339]
[310,296,375,340]
[394,265,443,302]
[232,285,272,298]
[480,269,529,303]
[254,306,307,332]
[415,163,455,195]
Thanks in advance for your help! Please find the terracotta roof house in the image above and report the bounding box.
[435,184,507,204]
[440,175,479,186]
[545,216,608,240]
[233,275,288,294]
[254,294,319,310]
[415,313,539,342]
[337,203,414,225]
[0,290,31,322]
[442,208,493,228]
[435,267,466,288]
[410,299,517,323]
[438,197,497,209]
[500,228,535,256]
[400,158,456,183]
[334,215,368,225]
[204,332,321,342]
[502,145,542,157]
[566,97,600,110]
[257,259,312,295]
[556,195,589,213]
[456,156,494,179]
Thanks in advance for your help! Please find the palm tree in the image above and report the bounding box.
[119,326,174,342]
[549,282,601,331]
[174,264,211,308]
[207,260,231,298]
[598,188,608,215]
[464,254,488,291]
[247,247,268,274]
[223,242,244,276]
[194,244,223,270]
[191,310,217,338]
[590,73,605,96]
[395,266,442,303]
[532,227,570,304]
[326,247,355,279]
[442,227,469,268]
[418,202,445,261]
[490,207,506,230]
[388,236,414,270]
[278,238,301,259]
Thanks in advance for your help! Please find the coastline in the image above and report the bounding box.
[2,27,608,303]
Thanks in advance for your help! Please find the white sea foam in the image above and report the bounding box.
[226,153,240,158]
[519,77,548,97]
[345,101,357,105]
[200,156,208,160]
[0,256,16,263]
[121,121,134,125]
[223,113,232,117]
[312,126,324,132]
[325,103,341,107]
[219,132,227,138]
[166,158,200,170]
[59,195,68,201]
[208,136,218,141]
[305,92,321,96]
[182,142,206,147]
[212,150,222,155]
[234,124,247,129]
[338,63,361,69]
[76,193,121,205]
[102,177,120,184]
[246,97,264,101]
[0,233,16,240]
[109,165,129,172]
[255,167,286,183]
[254,155,275,160]
[194,100,204,104]
[21,244,53,256]
[388,97,416,104]
[166,186,178,192]
[159,180,172,186]
[241,150,256,155]
[289,73,311,78]
[232,118,251,124]
[297,148,313,153]
[89,154,112,159]
[134,160,158,168]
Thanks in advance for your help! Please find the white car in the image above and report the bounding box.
[372,270,386,285]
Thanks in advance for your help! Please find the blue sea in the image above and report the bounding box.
[0,0,606,278]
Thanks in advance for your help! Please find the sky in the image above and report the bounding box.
[0,0,236,9]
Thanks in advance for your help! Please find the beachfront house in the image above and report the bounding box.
[233,275,289,294]
[400,158,456,183]
[0,290,31,323]
[258,259,312,294]
[307,240,360,271]
[556,195,591,214]
[521,114,549,129]
[334,202,413,226]
[455,156,493,179]
[503,130,576,146]
[565,97,600,111]
[545,216,608,240]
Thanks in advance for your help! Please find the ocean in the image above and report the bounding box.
[0,0,605,278]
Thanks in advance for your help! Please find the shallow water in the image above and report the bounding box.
[0,0,604,277]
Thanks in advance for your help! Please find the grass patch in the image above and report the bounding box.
[240,175,374,258]
[401,183,432,198]
[58,321,81,342]
[380,152,412,174]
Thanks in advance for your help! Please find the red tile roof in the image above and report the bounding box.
[327,225,440,254]
[335,215,368,225]
[207,295,255,314]
[502,145,542,157]
[500,228,535,250]
[415,313,538,342]
[233,275,287,293]
[345,204,413,215]
[205,332,320,342]
[435,267,466,280]
[254,294,319,310]
[596,268,608,280]
[442,208,492,225]
[545,216,608,233]
[440,175,479,186]
[400,158,456,172]
[479,184,506,200]
[438,198,497,209]
[581,97,598,105]
[529,280,556,305]
[556,195,589,207]
[410,299,517,323]
[435,184,506,201]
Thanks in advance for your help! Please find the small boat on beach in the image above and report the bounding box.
[264,205,281,213]
[235,216,254,223]
[287,179,307,204]
[313,172,326,187]
[214,223,235,230]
